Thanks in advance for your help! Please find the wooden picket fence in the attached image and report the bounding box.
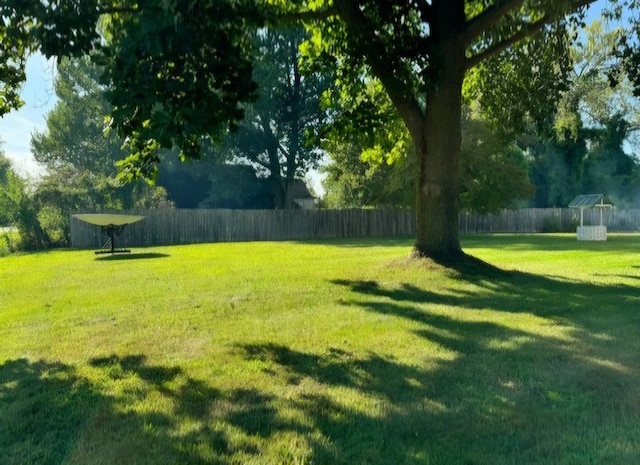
[69,208,415,249]
[69,208,640,249]
[460,208,640,233]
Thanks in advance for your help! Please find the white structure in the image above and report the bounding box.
[568,194,612,241]
[289,180,317,210]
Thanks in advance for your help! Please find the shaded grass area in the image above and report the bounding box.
[1,234,640,464]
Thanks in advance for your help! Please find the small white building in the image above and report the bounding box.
[568,194,613,241]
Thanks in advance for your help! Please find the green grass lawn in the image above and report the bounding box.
[2,234,640,465]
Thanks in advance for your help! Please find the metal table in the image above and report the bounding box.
[73,214,145,254]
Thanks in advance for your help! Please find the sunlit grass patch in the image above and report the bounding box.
[2,235,640,464]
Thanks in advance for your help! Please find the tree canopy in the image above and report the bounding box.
[30,56,123,174]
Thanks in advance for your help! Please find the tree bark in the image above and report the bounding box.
[413,79,464,260]
[412,1,466,261]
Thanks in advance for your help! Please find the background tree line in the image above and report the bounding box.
[1,27,328,250]
[322,20,640,212]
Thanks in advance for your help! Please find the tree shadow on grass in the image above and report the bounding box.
[303,272,640,463]
[231,270,640,463]
[331,264,640,319]
[80,354,237,464]
[237,303,640,463]
[0,359,102,465]
[0,354,306,465]
[3,269,640,464]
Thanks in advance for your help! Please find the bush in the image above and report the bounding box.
[37,205,67,246]
[0,234,10,257]
[0,231,18,257]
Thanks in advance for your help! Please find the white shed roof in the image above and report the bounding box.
[568,194,613,208]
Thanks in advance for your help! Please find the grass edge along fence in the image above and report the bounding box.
[70,207,640,249]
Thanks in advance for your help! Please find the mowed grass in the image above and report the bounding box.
[1,234,640,465]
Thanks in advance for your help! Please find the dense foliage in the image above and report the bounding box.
[0,150,48,249]
[322,110,536,212]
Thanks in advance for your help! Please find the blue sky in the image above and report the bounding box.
[0,54,56,178]
[0,0,613,182]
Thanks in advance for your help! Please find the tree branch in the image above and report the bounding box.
[333,0,424,140]
[465,0,597,69]
[245,153,271,171]
[278,141,290,158]
[465,0,526,45]
[466,14,550,69]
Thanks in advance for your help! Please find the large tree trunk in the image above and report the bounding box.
[413,73,464,260]
[412,3,466,261]
[335,0,469,262]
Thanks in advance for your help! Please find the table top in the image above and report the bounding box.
[73,214,145,227]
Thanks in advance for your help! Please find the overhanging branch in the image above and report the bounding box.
[278,141,290,158]
[465,0,526,45]
[246,154,271,171]
[466,14,550,69]
[332,0,424,140]
[465,0,598,70]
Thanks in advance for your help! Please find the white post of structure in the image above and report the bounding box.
[600,207,603,226]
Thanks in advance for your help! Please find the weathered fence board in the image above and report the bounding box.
[70,208,640,249]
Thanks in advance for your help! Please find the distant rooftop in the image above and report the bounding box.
[289,179,314,199]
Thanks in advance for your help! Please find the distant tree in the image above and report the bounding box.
[575,23,640,205]
[224,27,327,208]
[28,57,173,244]
[31,57,122,173]
[528,20,640,207]
[31,56,263,210]
[582,115,640,204]
[0,151,48,249]
[30,57,171,208]
[0,151,14,226]
[459,114,535,213]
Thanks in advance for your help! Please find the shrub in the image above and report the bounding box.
[0,231,18,257]
[37,205,67,246]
